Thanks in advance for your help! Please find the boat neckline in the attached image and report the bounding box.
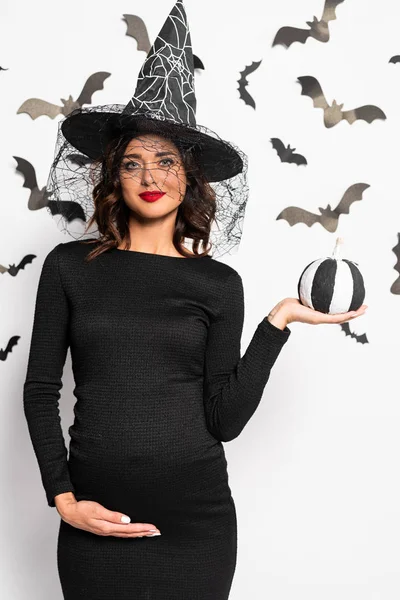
[112,247,211,260]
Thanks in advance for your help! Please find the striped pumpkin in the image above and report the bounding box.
[297,238,365,314]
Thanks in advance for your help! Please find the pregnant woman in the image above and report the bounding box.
[23,2,367,598]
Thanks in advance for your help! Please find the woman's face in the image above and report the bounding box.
[118,133,187,217]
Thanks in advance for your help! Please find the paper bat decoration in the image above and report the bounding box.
[237,60,262,109]
[0,336,20,361]
[0,255,36,276]
[0,66,8,71]
[17,72,111,120]
[390,232,400,294]
[276,182,370,232]
[297,76,386,127]
[272,0,344,48]
[13,156,51,210]
[14,156,86,222]
[123,14,151,52]
[123,14,204,70]
[340,323,369,344]
[389,56,400,64]
[270,138,307,165]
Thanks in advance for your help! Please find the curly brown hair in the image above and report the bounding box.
[80,130,217,262]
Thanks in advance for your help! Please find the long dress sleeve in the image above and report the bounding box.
[23,243,75,507]
[203,271,291,442]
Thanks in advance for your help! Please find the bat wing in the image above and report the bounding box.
[13,156,38,190]
[238,60,262,109]
[17,98,62,119]
[122,14,151,53]
[272,26,311,48]
[276,206,322,227]
[334,183,370,215]
[297,76,329,110]
[341,322,353,337]
[16,254,36,272]
[355,332,369,344]
[290,152,307,166]
[46,200,86,223]
[270,138,287,159]
[76,72,111,107]
[342,105,386,125]
[390,234,400,295]
[193,55,205,70]
[340,323,369,344]
[0,335,20,360]
[392,234,400,277]
[241,60,262,78]
[389,55,400,64]
[321,0,345,23]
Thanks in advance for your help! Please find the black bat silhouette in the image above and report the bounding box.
[390,232,400,294]
[297,76,386,127]
[17,72,111,120]
[340,323,369,344]
[0,66,9,71]
[0,336,20,361]
[14,156,86,222]
[237,60,262,109]
[389,55,400,64]
[0,254,36,276]
[270,138,307,165]
[273,0,344,48]
[276,182,370,232]
[13,156,51,210]
[123,14,204,70]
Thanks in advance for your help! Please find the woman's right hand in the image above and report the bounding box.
[55,496,161,538]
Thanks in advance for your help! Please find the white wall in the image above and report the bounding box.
[1,0,399,598]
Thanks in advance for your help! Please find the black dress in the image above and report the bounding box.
[23,240,291,599]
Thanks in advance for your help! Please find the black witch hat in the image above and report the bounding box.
[46,0,249,258]
[61,0,243,182]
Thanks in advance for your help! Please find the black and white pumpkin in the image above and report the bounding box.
[297,238,365,314]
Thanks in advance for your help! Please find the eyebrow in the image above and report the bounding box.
[122,151,177,159]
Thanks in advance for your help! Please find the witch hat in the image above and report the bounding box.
[60,0,243,182]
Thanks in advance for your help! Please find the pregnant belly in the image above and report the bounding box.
[68,449,235,541]
[67,419,230,518]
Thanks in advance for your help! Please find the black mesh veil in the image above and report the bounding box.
[45,105,249,259]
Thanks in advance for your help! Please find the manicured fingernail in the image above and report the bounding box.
[121,515,131,523]
[146,532,161,536]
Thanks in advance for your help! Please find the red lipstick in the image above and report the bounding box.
[139,192,166,202]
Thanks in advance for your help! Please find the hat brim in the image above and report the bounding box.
[61,111,243,183]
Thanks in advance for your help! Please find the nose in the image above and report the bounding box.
[140,161,156,186]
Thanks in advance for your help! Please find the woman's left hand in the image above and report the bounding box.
[269,298,368,327]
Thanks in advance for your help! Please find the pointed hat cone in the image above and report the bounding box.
[122,0,197,126]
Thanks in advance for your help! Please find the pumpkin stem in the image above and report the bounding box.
[332,236,344,260]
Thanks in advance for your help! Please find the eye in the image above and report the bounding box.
[159,158,175,167]
[121,161,139,170]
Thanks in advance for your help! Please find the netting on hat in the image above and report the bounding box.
[45,104,249,259]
